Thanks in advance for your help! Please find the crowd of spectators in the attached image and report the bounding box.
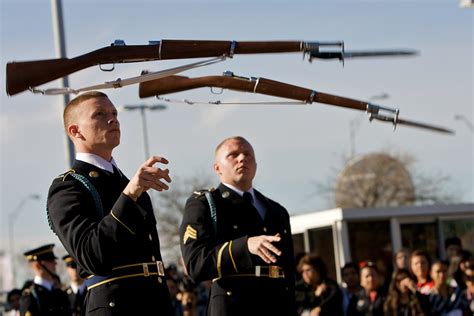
[3,237,473,316]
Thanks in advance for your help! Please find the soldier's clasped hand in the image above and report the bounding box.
[247,234,282,264]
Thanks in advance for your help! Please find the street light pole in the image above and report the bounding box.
[51,0,75,168]
[8,194,41,287]
[121,104,167,160]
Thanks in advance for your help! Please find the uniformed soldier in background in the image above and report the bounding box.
[19,244,70,316]
[179,136,296,316]
[62,255,86,316]
[47,91,173,315]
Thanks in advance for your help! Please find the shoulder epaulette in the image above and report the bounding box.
[193,187,216,198]
[57,168,76,181]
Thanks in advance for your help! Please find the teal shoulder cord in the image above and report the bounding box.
[69,173,104,217]
[47,172,104,234]
[204,191,217,233]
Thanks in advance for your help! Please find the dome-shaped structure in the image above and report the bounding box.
[335,153,415,208]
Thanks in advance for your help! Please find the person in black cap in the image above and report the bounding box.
[19,244,70,316]
[47,92,173,315]
[62,255,86,316]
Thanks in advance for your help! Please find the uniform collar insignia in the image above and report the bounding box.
[89,171,99,178]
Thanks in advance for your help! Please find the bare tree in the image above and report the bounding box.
[314,151,460,209]
[153,172,214,265]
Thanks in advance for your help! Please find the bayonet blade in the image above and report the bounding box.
[396,117,454,134]
[310,50,418,60]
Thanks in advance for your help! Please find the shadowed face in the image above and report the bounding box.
[301,263,321,286]
[410,255,430,281]
[430,262,447,286]
[342,267,360,288]
[395,251,409,270]
[360,267,379,292]
[214,138,257,191]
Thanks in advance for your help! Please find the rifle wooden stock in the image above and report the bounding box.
[139,75,368,112]
[6,40,302,96]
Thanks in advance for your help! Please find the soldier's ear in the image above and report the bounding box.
[213,162,221,175]
[68,124,84,140]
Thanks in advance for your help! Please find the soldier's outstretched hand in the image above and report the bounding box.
[123,156,172,201]
[247,234,282,264]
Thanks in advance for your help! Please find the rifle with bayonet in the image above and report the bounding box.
[138,71,453,135]
[5,39,417,96]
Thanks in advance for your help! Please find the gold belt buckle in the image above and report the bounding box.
[143,263,150,277]
[156,261,165,276]
[268,266,279,278]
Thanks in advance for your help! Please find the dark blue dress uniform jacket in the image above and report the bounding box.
[179,183,297,316]
[47,160,172,315]
[20,283,70,316]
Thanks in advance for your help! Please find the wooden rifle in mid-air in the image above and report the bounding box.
[5,39,417,96]
[138,71,453,135]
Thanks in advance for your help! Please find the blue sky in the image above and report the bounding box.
[1,0,472,282]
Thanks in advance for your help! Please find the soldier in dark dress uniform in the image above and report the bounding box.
[179,136,296,316]
[62,255,86,316]
[19,244,70,316]
[47,91,173,315]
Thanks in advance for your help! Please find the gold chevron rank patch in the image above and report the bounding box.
[183,225,198,244]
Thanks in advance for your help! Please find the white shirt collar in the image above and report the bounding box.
[33,275,54,291]
[76,152,118,173]
[222,183,255,199]
[70,282,80,294]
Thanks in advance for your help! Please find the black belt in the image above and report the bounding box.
[85,261,165,290]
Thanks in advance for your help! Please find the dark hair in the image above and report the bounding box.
[444,237,462,249]
[297,253,328,280]
[341,262,359,274]
[384,269,424,315]
[7,289,22,302]
[409,249,431,266]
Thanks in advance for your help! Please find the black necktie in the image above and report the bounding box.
[243,191,253,204]
[243,192,265,219]
[112,165,122,178]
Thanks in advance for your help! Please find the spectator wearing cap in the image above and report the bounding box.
[62,254,86,316]
[19,244,70,316]
[347,261,385,316]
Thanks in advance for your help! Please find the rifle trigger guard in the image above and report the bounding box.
[99,63,115,72]
[210,87,224,95]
